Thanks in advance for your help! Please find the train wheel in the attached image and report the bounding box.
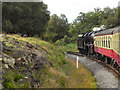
[97,53,102,60]
[92,53,96,58]
[114,62,118,68]
[93,53,97,59]
[107,57,111,64]
[101,56,106,62]
[95,54,98,59]
[110,59,115,67]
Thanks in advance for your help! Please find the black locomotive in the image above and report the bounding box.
[77,31,97,55]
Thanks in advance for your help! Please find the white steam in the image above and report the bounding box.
[93,25,105,31]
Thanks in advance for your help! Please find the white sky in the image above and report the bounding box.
[43,0,120,23]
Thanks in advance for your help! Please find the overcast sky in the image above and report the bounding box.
[43,0,120,23]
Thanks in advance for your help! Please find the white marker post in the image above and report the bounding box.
[76,56,79,69]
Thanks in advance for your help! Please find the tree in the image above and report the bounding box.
[67,6,120,44]
[44,14,70,42]
[2,2,50,37]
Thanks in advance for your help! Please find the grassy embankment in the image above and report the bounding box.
[2,34,97,88]
[59,43,79,52]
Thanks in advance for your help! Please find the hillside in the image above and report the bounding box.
[1,34,97,88]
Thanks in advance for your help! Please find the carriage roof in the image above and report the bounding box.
[95,26,120,36]
[113,26,120,34]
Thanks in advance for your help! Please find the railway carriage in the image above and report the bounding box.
[94,28,114,59]
[94,26,120,69]
[77,26,120,71]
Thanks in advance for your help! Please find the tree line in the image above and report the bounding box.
[2,2,50,37]
[2,2,120,45]
[67,7,120,44]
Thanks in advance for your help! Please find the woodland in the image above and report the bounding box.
[2,2,120,44]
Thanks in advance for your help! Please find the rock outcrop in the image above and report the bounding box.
[1,34,52,88]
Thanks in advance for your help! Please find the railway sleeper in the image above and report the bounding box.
[107,57,111,64]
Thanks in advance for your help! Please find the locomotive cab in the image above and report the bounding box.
[77,34,84,54]
[83,32,95,55]
[77,32,96,55]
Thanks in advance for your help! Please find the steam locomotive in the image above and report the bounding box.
[77,26,120,72]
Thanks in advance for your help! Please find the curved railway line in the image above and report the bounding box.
[67,51,120,77]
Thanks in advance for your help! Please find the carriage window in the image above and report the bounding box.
[95,39,96,46]
[106,36,108,48]
[117,34,119,53]
[108,36,110,48]
[115,35,117,51]
[97,38,98,46]
[115,34,117,51]
[103,37,105,47]
[104,37,106,47]
[102,37,103,47]
[104,37,105,47]
[100,37,102,47]
[98,38,100,46]
[96,40,97,46]
[103,37,104,47]
[96,41,98,46]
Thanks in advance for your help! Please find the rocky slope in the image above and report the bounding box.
[1,34,57,88]
[1,34,97,88]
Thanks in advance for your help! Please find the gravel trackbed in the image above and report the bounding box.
[66,54,119,88]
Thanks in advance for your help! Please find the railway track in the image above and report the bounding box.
[66,51,120,77]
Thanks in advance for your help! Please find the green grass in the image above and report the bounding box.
[2,34,97,88]
[4,70,30,88]
[58,43,79,52]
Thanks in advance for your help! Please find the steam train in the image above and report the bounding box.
[77,26,120,72]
